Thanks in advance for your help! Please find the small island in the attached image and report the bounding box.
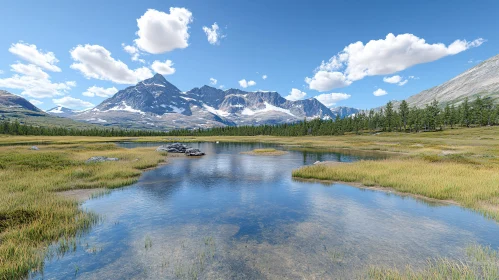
[241,148,288,156]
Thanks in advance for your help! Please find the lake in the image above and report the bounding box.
[33,142,499,279]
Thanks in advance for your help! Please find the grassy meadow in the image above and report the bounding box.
[0,142,166,279]
[1,126,499,278]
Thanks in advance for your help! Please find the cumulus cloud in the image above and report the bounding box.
[9,42,61,72]
[307,33,485,91]
[305,71,352,92]
[122,43,144,63]
[202,22,223,45]
[383,75,408,86]
[210,78,217,85]
[70,44,153,84]
[219,85,225,89]
[315,93,351,107]
[53,96,94,109]
[262,75,267,80]
[151,60,176,75]
[82,86,118,98]
[285,88,307,101]
[0,75,75,98]
[239,79,256,88]
[135,8,193,54]
[10,63,49,79]
[29,99,43,106]
[373,88,388,96]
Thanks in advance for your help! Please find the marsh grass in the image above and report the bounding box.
[293,157,499,221]
[241,148,288,156]
[0,143,165,279]
[367,244,499,279]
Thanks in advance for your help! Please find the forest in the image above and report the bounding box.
[0,96,497,137]
[167,96,499,136]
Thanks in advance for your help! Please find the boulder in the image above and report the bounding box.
[86,156,119,163]
[29,146,39,150]
[185,148,205,156]
[313,161,321,165]
[156,143,188,153]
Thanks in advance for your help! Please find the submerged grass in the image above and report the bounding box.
[0,143,165,279]
[367,244,499,279]
[241,148,288,156]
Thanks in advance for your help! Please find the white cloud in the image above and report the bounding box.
[0,75,75,98]
[122,43,144,63]
[10,63,49,79]
[239,79,256,88]
[262,75,267,80]
[383,75,408,86]
[82,86,118,98]
[383,75,402,84]
[373,88,388,96]
[70,44,153,84]
[219,85,225,89]
[0,70,4,74]
[308,33,485,91]
[151,60,176,75]
[210,78,217,85]
[398,79,408,86]
[9,42,61,72]
[53,96,94,109]
[29,99,43,106]
[135,8,193,54]
[315,93,351,107]
[285,88,307,101]
[409,75,419,80]
[305,71,351,92]
[202,22,222,45]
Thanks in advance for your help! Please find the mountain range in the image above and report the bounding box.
[64,74,358,129]
[2,53,499,130]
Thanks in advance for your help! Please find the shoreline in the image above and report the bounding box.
[292,176,459,207]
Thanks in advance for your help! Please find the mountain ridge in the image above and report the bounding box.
[72,74,350,129]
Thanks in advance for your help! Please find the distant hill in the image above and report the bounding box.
[0,90,42,113]
[406,54,499,107]
[0,90,105,130]
[46,106,79,118]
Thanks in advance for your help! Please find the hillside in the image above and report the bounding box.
[406,54,499,107]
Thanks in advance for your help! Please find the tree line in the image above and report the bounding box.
[0,96,497,137]
[165,96,499,137]
[0,120,169,137]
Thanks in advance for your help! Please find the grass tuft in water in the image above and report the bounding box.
[366,244,499,279]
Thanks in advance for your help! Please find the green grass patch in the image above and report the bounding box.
[0,143,166,279]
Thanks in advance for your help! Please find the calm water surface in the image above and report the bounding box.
[34,142,499,279]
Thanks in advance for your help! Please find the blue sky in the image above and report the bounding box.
[0,0,497,111]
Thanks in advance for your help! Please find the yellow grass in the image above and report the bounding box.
[241,148,288,156]
[0,143,165,279]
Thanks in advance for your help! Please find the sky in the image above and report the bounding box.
[0,0,498,111]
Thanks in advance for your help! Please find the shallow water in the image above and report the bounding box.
[34,142,499,279]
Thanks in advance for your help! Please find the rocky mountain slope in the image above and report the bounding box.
[406,54,499,107]
[0,90,42,113]
[73,74,347,129]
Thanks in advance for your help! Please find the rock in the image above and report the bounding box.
[86,156,119,163]
[185,148,205,156]
[314,161,321,165]
[29,146,39,150]
[156,143,188,153]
